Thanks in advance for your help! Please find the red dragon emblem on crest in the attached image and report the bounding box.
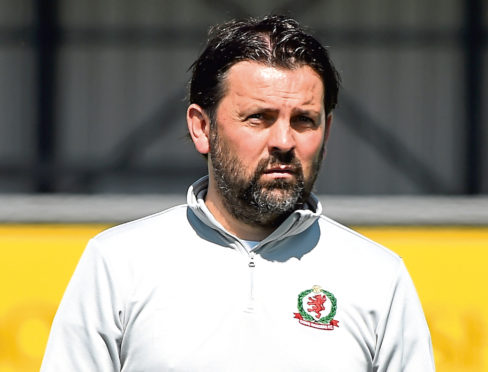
[293,285,339,330]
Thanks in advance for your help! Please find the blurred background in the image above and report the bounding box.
[0,0,487,371]
[0,0,486,194]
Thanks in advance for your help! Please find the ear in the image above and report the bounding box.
[322,113,333,158]
[187,104,211,155]
[324,113,333,144]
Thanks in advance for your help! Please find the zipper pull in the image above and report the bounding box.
[248,253,255,268]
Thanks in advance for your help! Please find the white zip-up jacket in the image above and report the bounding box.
[42,177,435,371]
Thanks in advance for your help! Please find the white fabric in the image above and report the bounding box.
[41,176,435,371]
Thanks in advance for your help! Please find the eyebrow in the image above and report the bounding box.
[292,109,322,118]
[237,106,278,117]
[237,105,323,120]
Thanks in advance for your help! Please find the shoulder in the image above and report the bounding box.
[316,215,401,265]
[311,216,405,291]
[88,204,190,256]
[97,204,187,238]
[312,216,412,313]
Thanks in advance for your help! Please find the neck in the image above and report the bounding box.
[205,179,274,241]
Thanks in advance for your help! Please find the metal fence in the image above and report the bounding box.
[0,0,486,195]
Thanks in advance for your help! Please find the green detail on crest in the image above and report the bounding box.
[297,289,337,324]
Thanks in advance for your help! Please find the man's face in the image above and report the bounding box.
[209,61,331,228]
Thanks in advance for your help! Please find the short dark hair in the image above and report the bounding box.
[189,15,340,121]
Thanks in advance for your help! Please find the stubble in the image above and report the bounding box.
[209,125,324,228]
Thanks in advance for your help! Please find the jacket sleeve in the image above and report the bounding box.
[373,260,435,372]
[41,239,125,372]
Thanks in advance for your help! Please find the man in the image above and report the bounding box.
[42,15,435,371]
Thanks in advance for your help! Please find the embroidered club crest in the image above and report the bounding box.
[293,285,339,330]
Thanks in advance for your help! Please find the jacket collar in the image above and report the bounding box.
[187,176,322,249]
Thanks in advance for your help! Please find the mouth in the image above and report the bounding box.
[262,165,296,177]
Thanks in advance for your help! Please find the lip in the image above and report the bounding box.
[262,165,296,176]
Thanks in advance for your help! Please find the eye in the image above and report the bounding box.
[293,115,317,128]
[247,113,263,120]
[245,113,266,126]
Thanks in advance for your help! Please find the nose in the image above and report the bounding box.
[267,119,295,154]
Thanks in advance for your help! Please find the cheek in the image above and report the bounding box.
[225,130,267,160]
[296,136,325,179]
[218,133,267,177]
[298,134,325,163]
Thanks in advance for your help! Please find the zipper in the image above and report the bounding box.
[246,251,256,312]
[248,252,255,268]
[231,238,258,313]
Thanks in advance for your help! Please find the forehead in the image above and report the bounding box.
[220,61,325,107]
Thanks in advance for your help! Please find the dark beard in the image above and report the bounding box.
[209,127,323,229]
